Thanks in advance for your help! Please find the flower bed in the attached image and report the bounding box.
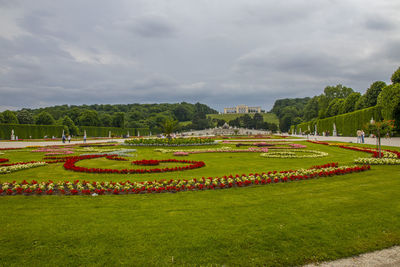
[63,155,206,174]
[0,162,47,174]
[307,140,400,161]
[0,158,9,163]
[79,149,137,157]
[173,152,189,156]
[0,163,371,196]
[354,158,400,165]
[125,137,216,146]
[132,159,160,166]
[157,147,270,154]
[260,149,328,158]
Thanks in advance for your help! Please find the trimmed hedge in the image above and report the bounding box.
[0,123,66,140]
[293,106,383,137]
[79,126,137,137]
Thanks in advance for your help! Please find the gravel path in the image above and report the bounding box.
[304,246,400,267]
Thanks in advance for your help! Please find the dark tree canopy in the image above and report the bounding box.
[2,110,19,124]
[35,111,55,125]
[391,66,400,84]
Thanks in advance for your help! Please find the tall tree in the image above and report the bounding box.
[62,116,79,135]
[391,66,400,84]
[35,111,55,125]
[100,114,113,127]
[78,110,100,126]
[17,110,34,124]
[364,81,386,108]
[323,84,354,100]
[112,112,125,128]
[339,92,361,114]
[2,110,19,124]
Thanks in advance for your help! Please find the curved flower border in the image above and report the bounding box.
[260,149,328,158]
[0,163,371,195]
[63,155,206,174]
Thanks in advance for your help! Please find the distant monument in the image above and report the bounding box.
[224,104,261,114]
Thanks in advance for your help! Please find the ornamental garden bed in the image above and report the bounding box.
[1,140,400,266]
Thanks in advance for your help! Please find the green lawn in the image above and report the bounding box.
[0,141,399,266]
[207,112,279,125]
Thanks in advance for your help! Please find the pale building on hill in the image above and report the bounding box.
[224,104,261,114]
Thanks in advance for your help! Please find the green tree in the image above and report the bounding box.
[303,96,319,121]
[35,111,55,125]
[326,98,343,117]
[78,110,100,126]
[377,84,400,120]
[366,120,394,158]
[100,114,113,127]
[241,114,254,128]
[364,81,386,107]
[62,116,79,136]
[173,105,191,121]
[0,113,4,123]
[17,110,34,124]
[323,84,354,100]
[160,119,179,138]
[112,112,125,128]
[340,92,361,114]
[391,66,400,84]
[253,113,264,129]
[2,110,19,124]
[355,95,367,110]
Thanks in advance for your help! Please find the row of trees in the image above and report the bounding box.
[223,114,278,131]
[272,67,400,132]
[0,102,219,133]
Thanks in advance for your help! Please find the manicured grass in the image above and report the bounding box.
[0,141,399,266]
[207,112,279,125]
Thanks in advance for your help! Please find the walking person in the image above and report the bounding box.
[361,130,365,144]
[67,135,71,143]
[356,129,361,143]
[62,134,66,144]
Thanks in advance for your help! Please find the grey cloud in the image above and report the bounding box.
[127,15,178,38]
[0,0,399,112]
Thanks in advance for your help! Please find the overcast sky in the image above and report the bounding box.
[0,0,399,112]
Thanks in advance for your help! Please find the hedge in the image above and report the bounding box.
[293,106,383,137]
[0,124,66,140]
[79,126,137,137]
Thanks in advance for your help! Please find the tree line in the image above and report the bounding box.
[271,66,400,132]
[0,102,218,134]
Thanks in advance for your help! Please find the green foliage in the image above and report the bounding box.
[271,97,310,119]
[79,126,137,137]
[0,123,65,139]
[160,119,179,137]
[391,66,400,84]
[339,92,361,114]
[377,84,400,120]
[303,96,319,121]
[295,106,382,136]
[2,110,19,124]
[355,94,367,110]
[78,110,100,126]
[326,99,343,117]
[62,116,79,136]
[112,112,125,128]
[364,81,386,107]
[99,114,113,127]
[34,111,55,125]
[323,84,354,100]
[125,137,215,146]
[17,110,34,124]
[0,113,3,123]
